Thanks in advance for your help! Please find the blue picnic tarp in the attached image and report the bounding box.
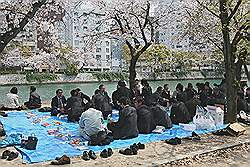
[0,110,226,163]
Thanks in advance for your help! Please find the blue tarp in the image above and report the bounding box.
[0,110,226,163]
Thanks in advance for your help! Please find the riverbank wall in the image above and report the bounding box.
[0,71,225,86]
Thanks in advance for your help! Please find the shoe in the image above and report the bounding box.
[129,145,138,155]
[119,148,133,155]
[100,149,109,158]
[51,155,70,165]
[192,132,201,140]
[88,150,97,160]
[1,150,11,159]
[131,143,139,150]
[6,152,18,161]
[165,137,181,145]
[137,142,145,149]
[107,148,113,157]
[82,151,90,161]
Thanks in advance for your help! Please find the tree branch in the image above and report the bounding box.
[196,0,220,18]
[228,0,242,22]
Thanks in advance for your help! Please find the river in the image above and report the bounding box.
[0,79,225,105]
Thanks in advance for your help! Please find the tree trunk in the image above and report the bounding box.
[129,56,138,90]
[243,64,250,80]
[220,0,237,123]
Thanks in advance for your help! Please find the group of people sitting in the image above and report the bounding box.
[0,86,41,111]
[1,79,250,143]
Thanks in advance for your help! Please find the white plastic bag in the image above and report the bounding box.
[193,114,216,130]
[179,123,197,131]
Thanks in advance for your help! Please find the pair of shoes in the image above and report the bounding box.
[137,142,145,149]
[82,150,97,160]
[165,137,181,145]
[1,150,18,161]
[119,148,134,155]
[51,155,70,165]
[119,143,145,156]
[100,148,113,158]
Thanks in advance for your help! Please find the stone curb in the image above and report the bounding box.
[143,140,250,167]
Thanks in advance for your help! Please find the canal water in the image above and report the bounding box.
[0,79,223,105]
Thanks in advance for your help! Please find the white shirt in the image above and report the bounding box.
[6,93,20,108]
[78,108,105,140]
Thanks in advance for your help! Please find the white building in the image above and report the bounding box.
[155,0,209,52]
[61,1,112,71]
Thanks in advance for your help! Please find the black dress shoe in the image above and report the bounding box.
[165,137,181,145]
[51,155,70,165]
[107,148,113,157]
[130,145,138,155]
[82,151,90,161]
[88,150,97,160]
[1,150,11,159]
[6,152,18,161]
[192,132,201,140]
[100,149,109,158]
[137,142,145,149]
[119,148,133,155]
[131,143,139,150]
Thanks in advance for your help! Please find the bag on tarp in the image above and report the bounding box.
[193,106,216,130]
[21,134,38,150]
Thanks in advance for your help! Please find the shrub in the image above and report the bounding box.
[26,72,58,83]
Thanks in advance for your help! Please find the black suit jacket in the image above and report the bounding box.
[51,96,67,109]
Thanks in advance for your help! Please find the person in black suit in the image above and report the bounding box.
[51,89,67,116]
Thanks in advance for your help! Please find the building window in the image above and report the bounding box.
[106,48,109,53]
[96,48,101,52]
[106,55,110,60]
[96,55,101,59]
[74,40,79,45]
[176,45,182,48]
[105,41,109,46]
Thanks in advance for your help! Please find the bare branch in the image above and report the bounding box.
[196,0,220,18]
[228,0,242,22]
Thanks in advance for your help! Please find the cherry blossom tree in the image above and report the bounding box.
[181,0,249,122]
[88,0,178,88]
[0,0,65,53]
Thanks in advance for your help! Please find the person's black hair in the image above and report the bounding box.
[99,84,104,90]
[163,84,168,88]
[188,83,193,88]
[10,87,18,94]
[205,82,210,86]
[141,79,148,85]
[75,88,81,92]
[94,89,100,95]
[70,89,77,96]
[118,80,126,87]
[176,83,183,91]
[30,86,36,92]
[118,97,130,105]
[156,86,163,93]
[56,89,63,94]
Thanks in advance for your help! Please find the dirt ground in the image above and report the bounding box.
[0,125,249,167]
